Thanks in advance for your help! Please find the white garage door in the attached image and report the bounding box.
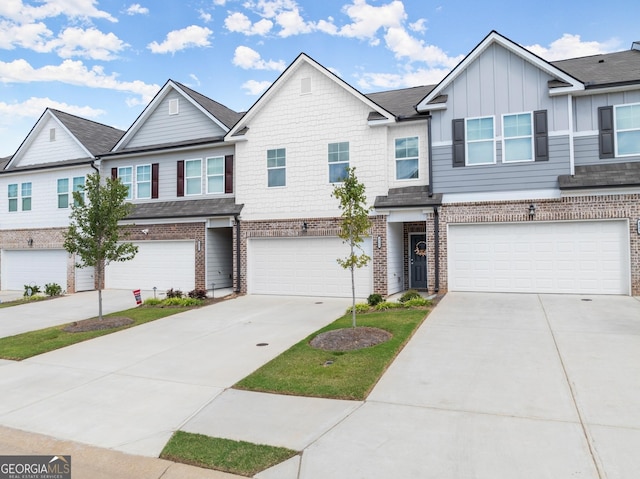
[1,249,67,291]
[105,241,195,291]
[448,221,629,295]
[248,237,372,297]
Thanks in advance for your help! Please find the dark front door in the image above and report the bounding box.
[410,234,427,289]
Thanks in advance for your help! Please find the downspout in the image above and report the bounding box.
[434,205,440,293]
[90,159,100,174]
[427,114,434,197]
[234,214,241,293]
[567,94,575,176]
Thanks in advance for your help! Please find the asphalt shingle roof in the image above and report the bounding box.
[172,81,244,129]
[50,109,125,156]
[551,49,640,87]
[127,198,243,220]
[374,186,442,209]
[366,85,435,120]
[558,162,640,189]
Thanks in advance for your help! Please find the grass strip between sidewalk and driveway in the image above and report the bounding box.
[161,431,297,478]
[0,306,190,360]
[234,308,430,401]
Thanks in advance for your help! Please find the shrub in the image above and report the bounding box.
[367,293,383,306]
[374,301,404,311]
[188,289,208,300]
[166,288,183,299]
[403,297,432,308]
[44,283,63,297]
[143,298,163,306]
[23,284,41,297]
[399,289,421,303]
[346,302,371,314]
[162,297,203,307]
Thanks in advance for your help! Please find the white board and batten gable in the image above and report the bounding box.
[113,80,232,152]
[8,110,92,169]
[226,53,426,220]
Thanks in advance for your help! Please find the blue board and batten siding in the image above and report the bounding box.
[126,90,227,149]
[432,135,571,194]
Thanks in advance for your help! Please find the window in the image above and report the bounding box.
[72,177,85,205]
[185,159,202,195]
[118,167,133,199]
[502,113,533,162]
[207,157,224,194]
[21,183,32,211]
[466,117,495,165]
[267,148,286,187]
[136,165,151,199]
[615,103,640,156]
[8,184,17,212]
[395,137,419,179]
[328,142,349,183]
[57,178,69,208]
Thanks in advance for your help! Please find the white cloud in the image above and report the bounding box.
[526,34,620,61]
[246,0,298,19]
[148,25,213,54]
[0,0,117,23]
[0,96,105,119]
[409,18,426,34]
[224,12,273,35]
[50,27,128,60]
[213,0,226,5]
[276,8,312,37]
[232,46,285,71]
[356,66,450,90]
[337,0,406,40]
[242,79,271,95]
[0,58,160,103]
[189,73,200,85]
[125,3,149,15]
[199,10,212,22]
[384,27,462,68]
[0,20,53,52]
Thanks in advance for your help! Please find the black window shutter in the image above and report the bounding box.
[224,155,233,194]
[151,163,159,199]
[177,160,184,197]
[598,106,615,159]
[452,119,465,167]
[111,167,118,179]
[533,110,549,162]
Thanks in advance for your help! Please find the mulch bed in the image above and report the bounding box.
[310,327,392,351]
[63,316,134,333]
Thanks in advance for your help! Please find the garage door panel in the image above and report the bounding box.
[2,250,67,291]
[248,237,372,298]
[448,221,629,295]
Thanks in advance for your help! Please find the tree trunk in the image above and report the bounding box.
[350,240,356,328]
[97,259,104,320]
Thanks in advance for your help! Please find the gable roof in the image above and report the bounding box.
[6,109,124,169]
[551,49,640,89]
[416,30,584,112]
[366,85,435,120]
[226,53,398,139]
[113,79,242,151]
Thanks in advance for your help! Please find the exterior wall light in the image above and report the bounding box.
[302,222,308,231]
[377,236,382,249]
[27,238,33,247]
[528,204,536,219]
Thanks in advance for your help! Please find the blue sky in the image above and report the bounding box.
[1,0,638,157]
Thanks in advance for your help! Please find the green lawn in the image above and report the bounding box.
[0,306,190,360]
[160,432,297,477]
[234,308,429,400]
[0,296,50,309]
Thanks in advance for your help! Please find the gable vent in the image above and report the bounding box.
[632,41,640,51]
[49,128,56,141]
[169,98,179,115]
[301,77,311,95]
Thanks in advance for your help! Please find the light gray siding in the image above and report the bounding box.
[207,227,233,289]
[574,135,640,166]
[429,43,570,144]
[126,90,227,149]
[103,144,235,202]
[574,91,640,132]
[433,135,571,194]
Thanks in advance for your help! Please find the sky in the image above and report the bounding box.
[0,0,638,157]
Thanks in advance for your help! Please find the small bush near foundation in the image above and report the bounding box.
[162,297,203,307]
[166,288,184,299]
[188,289,208,300]
[346,303,372,314]
[23,284,41,297]
[143,298,163,306]
[399,289,421,303]
[374,301,404,311]
[403,297,432,308]
[44,283,63,297]
[367,293,383,306]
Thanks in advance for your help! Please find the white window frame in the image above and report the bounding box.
[206,156,225,194]
[395,136,420,180]
[614,102,640,157]
[185,159,202,196]
[501,112,534,163]
[267,148,286,188]
[328,142,349,184]
[118,166,133,200]
[136,164,152,199]
[8,183,18,212]
[465,116,496,166]
[21,182,32,211]
[72,176,85,206]
[57,178,69,209]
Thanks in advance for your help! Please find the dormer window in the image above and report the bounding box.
[169,98,179,115]
[49,128,56,141]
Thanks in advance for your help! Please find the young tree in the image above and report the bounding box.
[332,167,372,328]
[64,173,138,320]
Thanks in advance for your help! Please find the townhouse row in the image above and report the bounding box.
[1,30,640,297]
